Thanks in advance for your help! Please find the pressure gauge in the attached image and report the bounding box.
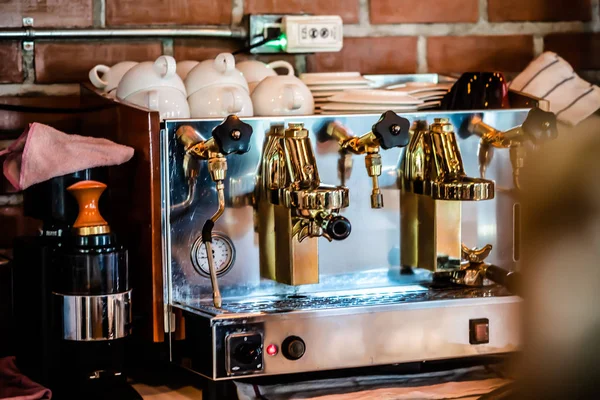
[191,232,235,277]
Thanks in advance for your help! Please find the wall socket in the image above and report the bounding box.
[247,14,344,54]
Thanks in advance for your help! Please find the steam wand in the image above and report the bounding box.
[201,175,225,308]
[176,116,253,308]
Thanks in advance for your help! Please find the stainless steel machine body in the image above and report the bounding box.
[161,78,528,380]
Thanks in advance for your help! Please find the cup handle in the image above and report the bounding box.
[283,84,302,111]
[215,53,236,73]
[223,87,243,114]
[268,60,295,76]
[154,56,177,78]
[89,65,110,89]
[147,90,160,111]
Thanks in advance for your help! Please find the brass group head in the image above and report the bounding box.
[400,118,495,273]
[403,118,494,201]
[258,122,351,285]
[326,111,410,208]
[467,107,558,189]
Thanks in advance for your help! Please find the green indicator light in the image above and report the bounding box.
[265,34,287,51]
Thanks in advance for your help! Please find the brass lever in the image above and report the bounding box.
[327,111,410,208]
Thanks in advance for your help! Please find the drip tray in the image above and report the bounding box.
[193,286,512,315]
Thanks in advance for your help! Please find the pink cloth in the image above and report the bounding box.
[0,357,51,400]
[0,123,134,191]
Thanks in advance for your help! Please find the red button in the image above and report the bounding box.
[469,318,489,345]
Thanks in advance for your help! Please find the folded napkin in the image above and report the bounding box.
[510,52,600,126]
[235,366,512,400]
[0,123,134,191]
[0,357,51,400]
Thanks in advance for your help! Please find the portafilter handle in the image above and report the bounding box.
[212,114,253,155]
[461,244,522,296]
[371,110,411,150]
[485,265,521,296]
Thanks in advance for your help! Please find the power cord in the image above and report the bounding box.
[232,26,283,55]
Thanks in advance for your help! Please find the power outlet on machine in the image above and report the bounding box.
[282,15,343,53]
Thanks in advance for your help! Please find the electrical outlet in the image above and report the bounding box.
[247,14,343,54]
[282,15,343,53]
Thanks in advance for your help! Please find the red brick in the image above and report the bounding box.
[427,36,534,73]
[545,33,600,70]
[307,37,418,74]
[0,43,23,83]
[0,0,92,28]
[370,0,478,23]
[488,0,591,22]
[246,0,359,24]
[173,39,240,62]
[35,42,163,84]
[173,39,298,69]
[106,0,231,26]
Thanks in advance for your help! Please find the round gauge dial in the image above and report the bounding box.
[191,232,235,277]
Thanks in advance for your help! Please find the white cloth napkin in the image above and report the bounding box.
[510,52,600,126]
[235,366,512,400]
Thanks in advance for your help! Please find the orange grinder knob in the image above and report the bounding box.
[67,180,110,236]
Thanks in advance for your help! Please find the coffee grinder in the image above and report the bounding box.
[13,173,139,399]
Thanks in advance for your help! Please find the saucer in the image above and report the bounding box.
[308,84,373,91]
[327,90,424,105]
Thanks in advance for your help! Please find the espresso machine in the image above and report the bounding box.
[159,79,557,381]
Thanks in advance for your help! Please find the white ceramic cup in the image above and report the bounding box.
[236,60,294,94]
[188,84,253,118]
[185,53,249,97]
[176,60,199,81]
[123,87,190,120]
[89,61,137,95]
[252,75,314,116]
[117,55,186,99]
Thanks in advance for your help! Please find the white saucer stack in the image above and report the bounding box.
[300,72,375,113]
[300,73,452,114]
[318,87,446,115]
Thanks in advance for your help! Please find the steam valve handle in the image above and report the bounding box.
[67,180,110,236]
[521,107,558,144]
[325,215,352,241]
[212,115,253,155]
[372,111,411,150]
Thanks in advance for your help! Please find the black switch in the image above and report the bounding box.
[226,333,263,375]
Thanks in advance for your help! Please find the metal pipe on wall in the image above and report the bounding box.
[0,27,247,40]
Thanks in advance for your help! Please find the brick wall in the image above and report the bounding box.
[0,0,599,95]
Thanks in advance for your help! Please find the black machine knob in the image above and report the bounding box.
[212,115,253,155]
[521,107,558,144]
[372,110,411,150]
[233,342,262,365]
[282,336,306,361]
[325,215,352,241]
